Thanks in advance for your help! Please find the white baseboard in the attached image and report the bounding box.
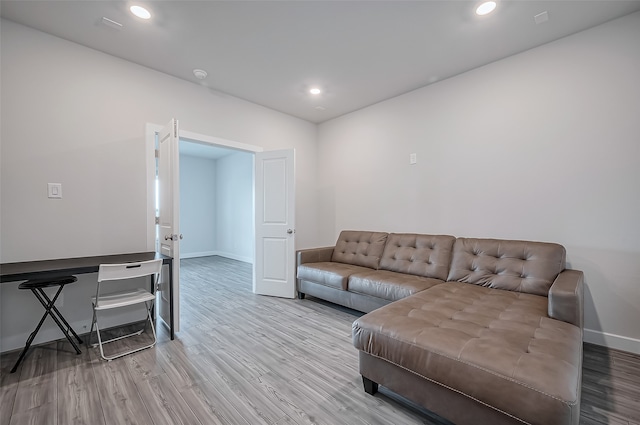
[180,251,252,264]
[213,251,253,264]
[1,311,141,353]
[180,251,218,259]
[583,328,640,355]
[2,324,86,353]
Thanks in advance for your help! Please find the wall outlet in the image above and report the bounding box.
[409,153,417,165]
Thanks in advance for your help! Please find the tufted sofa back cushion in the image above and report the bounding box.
[332,231,389,269]
[379,233,455,280]
[447,238,566,296]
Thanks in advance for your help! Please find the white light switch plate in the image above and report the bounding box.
[48,183,62,199]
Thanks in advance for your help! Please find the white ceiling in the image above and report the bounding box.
[2,1,640,123]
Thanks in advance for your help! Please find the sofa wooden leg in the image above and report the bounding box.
[362,376,378,395]
[297,292,305,299]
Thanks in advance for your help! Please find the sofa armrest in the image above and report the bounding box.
[548,269,584,329]
[297,246,335,266]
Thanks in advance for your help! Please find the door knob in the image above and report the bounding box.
[287,229,294,234]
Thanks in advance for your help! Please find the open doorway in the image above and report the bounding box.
[147,123,264,334]
[178,139,254,263]
[147,121,297,331]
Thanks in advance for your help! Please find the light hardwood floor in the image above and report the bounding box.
[1,256,638,425]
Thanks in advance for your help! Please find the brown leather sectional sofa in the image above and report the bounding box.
[296,230,584,425]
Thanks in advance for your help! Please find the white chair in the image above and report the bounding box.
[89,259,162,361]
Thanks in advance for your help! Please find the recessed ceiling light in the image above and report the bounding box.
[475,1,497,16]
[309,88,321,95]
[130,5,151,20]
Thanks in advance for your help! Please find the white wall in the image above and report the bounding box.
[215,152,254,263]
[0,20,318,352]
[317,12,640,353]
[3,12,638,353]
[179,154,217,257]
[179,150,253,263]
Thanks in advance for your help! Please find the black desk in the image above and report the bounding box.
[1,252,175,340]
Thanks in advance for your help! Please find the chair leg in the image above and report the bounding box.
[87,306,97,348]
[33,288,81,355]
[10,308,50,373]
[93,301,157,361]
[48,301,83,343]
[94,317,108,361]
[11,285,84,373]
[145,301,157,346]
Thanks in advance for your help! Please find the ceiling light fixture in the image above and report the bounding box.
[475,1,497,16]
[309,88,322,95]
[130,5,151,20]
[193,69,208,80]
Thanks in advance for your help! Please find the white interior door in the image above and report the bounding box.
[254,149,295,298]
[157,119,180,332]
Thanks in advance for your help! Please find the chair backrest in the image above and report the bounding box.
[98,259,163,282]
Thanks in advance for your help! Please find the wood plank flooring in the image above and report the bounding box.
[1,256,639,425]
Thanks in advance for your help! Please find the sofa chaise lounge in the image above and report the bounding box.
[296,230,584,425]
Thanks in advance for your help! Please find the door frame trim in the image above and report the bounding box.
[145,123,263,257]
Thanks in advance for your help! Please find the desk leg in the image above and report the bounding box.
[150,275,156,319]
[169,259,174,340]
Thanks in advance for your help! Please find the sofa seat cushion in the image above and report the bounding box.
[297,262,373,290]
[348,270,444,302]
[353,282,582,425]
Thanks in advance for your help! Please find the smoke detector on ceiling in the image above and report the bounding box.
[193,69,208,80]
